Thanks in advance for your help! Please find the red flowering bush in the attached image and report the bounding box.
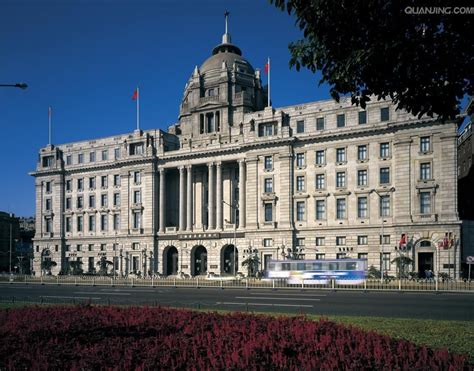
[0,306,470,370]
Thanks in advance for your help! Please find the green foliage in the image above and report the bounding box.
[41,260,56,273]
[391,256,413,278]
[96,256,113,276]
[368,265,381,279]
[242,255,260,277]
[270,0,473,119]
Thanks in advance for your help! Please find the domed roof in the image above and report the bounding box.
[200,50,254,74]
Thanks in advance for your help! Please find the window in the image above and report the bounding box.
[264,156,273,170]
[77,216,83,232]
[420,136,431,152]
[316,200,326,220]
[380,167,390,184]
[358,111,367,125]
[316,117,325,130]
[66,155,72,165]
[134,171,141,185]
[420,192,431,214]
[380,195,390,217]
[90,151,96,162]
[66,179,72,192]
[264,178,273,193]
[77,178,84,192]
[315,174,325,190]
[315,150,325,165]
[337,114,345,128]
[114,148,121,160]
[264,203,273,222]
[258,123,274,137]
[296,120,305,133]
[89,195,96,208]
[380,107,390,122]
[77,196,83,209]
[358,236,368,245]
[358,253,368,260]
[100,244,106,251]
[336,148,346,163]
[296,153,305,167]
[380,235,391,244]
[45,181,51,193]
[382,253,391,271]
[88,215,95,231]
[357,170,368,186]
[336,253,347,260]
[420,163,431,180]
[336,172,346,188]
[45,218,52,233]
[89,177,96,189]
[316,253,325,259]
[78,153,84,164]
[45,199,52,211]
[357,145,367,160]
[296,201,305,221]
[77,244,82,252]
[65,217,72,232]
[133,190,141,204]
[380,142,390,158]
[336,198,346,219]
[113,193,120,206]
[263,238,273,247]
[130,143,144,155]
[101,214,108,231]
[101,194,108,207]
[101,150,108,161]
[296,176,305,192]
[65,197,72,210]
[357,197,368,218]
[133,212,141,229]
[65,245,70,252]
[101,176,108,188]
[88,244,93,252]
[113,214,120,230]
[113,174,121,187]
[336,236,346,246]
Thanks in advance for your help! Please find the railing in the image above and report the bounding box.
[0,275,473,292]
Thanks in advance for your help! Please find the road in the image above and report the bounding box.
[1,284,473,320]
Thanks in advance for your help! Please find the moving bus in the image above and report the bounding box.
[266,259,368,285]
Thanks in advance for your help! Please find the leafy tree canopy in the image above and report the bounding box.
[270,0,473,119]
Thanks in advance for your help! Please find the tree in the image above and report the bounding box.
[41,260,57,275]
[97,256,113,276]
[242,255,260,277]
[367,265,381,279]
[391,256,413,278]
[270,0,474,119]
[69,261,83,275]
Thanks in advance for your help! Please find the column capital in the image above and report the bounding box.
[238,159,246,165]
[186,164,193,170]
[159,167,166,174]
[178,165,185,172]
[216,161,222,167]
[208,162,215,168]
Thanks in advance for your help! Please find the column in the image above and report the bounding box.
[159,168,166,233]
[246,157,258,228]
[238,160,246,228]
[279,150,294,228]
[186,165,193,231]
[216,162,223,230]
[179,166,186,231]
[208,163,215,230]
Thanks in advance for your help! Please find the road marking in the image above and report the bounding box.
[41,295,100,300]
[99,289,160,293]
[216,301,313,308]
[235,296,320,301]
[74,292,131,296]
[248,292,326,297]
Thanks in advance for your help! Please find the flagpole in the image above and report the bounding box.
[136,86,140,131]
[267,57,271,107]
[48,106,52,146]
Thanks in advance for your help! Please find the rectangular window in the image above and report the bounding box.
[258,123,274,137]
[65,197,72,210]
[100,244,106,251]
[66,155,72,165]
[357,145,367,160]
[77,196,83,209]
[65,245,70,252]
[101,214,108,231]
[296,201,305,221]
[263,238,273,247]
[336,148,346,163]
[420,163,431,180]
[336,198,346,219]
[114,148,121,160]
[380,235,391,244]
[336,172,346,188]
[66,179,72,192]
[77,216,83,232]
[316,253,325,259]
[65,217,72,232]
[382,252,391,270]
[264,178,273,193]
[357,170,368,186]
[134,171,141,185]
[101,194,108,207]
[130,143,144,155]
[45,181,51,193]
[315,237,325,247]
[316,200,326,220]
[336,253,347,260]
[89,177,96,189]
[337,114,345,128]
[45,218,52,233]
[380,142,390,158]
[101,149,108,161]
[380,167,390,184]
[264,156,273,170]
[264,203,273,222]
[113,193,120,206]
[133,190,141,204]
[89,151,96,163]
[78,153,84,164]
[316,117,325,130]
[380,107,390,122]
[101,176,108,188]
[88,215,95,232]
[77,178,84,191]
[133,212,142,229]
[45,198,52,211]
[89,195,96,208]
[113,174,121,187]
[296,176,305,192]
[296,153,305,167]
[420,192,431,214]
[357,197,368,218]
[296,120,305,133]
[420,136,431,152]
[315,150,325,165]
[336,236,346,246]
[77,244,82,252]
[88,244,93,252]
[113,214,120,230]
[315,174,325,190]
[357,236,368,245]
[358,253,368,260]
[380,195,390,217]
[358,111,367,125]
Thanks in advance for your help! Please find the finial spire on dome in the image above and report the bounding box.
[222,10,231,44]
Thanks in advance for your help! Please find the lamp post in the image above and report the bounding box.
[371,187,395,282]
[0,83,28,89]
[223,200,238,276]
[113,230,117,280]
[119,248,123,277]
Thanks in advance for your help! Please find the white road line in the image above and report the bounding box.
[235,296,320,301]
[42,295,100,300]
[99,289,159,293]
[74,292,131,296]
[248,292,326,297]
[216,301,313,308]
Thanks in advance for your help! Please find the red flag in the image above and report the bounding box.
[399,233,407,247]
[264,62,269,74]
[132,89,138,101]
[443,233,449,249]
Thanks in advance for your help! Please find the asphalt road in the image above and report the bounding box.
[1,283,473,320]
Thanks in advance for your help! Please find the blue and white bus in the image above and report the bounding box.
[266,259,368,285]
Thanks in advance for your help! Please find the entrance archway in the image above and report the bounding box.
[416,240,434,278]
[163,246,179,276]
[221,245,238,275]
[191,245,207,276]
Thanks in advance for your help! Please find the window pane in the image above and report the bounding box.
[316,117,325,130]
[358,111,367,125]
[337,114,345,127]
[381,107,390,122]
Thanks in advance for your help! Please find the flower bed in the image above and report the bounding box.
[0,306,470,370]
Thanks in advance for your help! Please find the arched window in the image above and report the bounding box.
[420,240,431,248]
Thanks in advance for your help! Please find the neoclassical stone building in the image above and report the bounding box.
[31,24,462,278]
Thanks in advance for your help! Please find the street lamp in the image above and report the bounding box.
[223,199,238,276]
[371,187,395,282]
[0,83,28,89]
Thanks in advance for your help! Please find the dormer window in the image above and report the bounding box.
[258,122,275,137]
[42,156,53,168]
[130,143,144,155]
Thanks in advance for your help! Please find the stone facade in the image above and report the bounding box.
[31,26,462,278]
